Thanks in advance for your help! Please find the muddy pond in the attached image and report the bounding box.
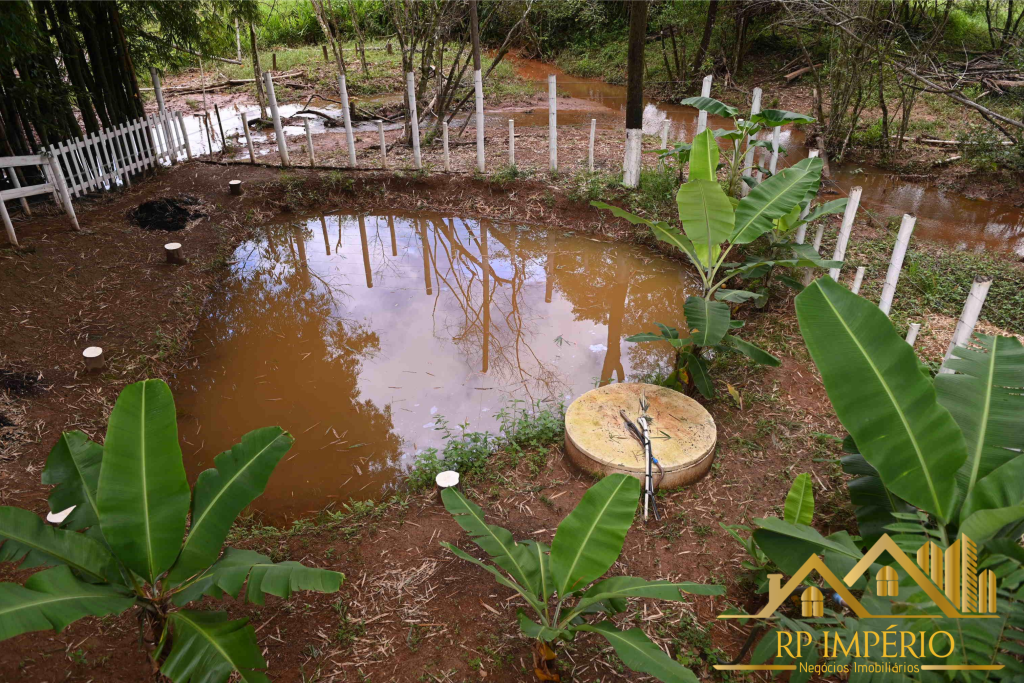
[175,214,696,519]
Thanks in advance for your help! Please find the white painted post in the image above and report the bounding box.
[114,126,131,187]
[304,119,316,166]
[850,266,866,294]
[240,112,255,163]
[508,119,515,167]
[46,152,80,231]
[741,87,762,196]
[829,186,862,280]
[150,67,175,166]
[696,75,713,133]
[768,126,781,175]
[83,346,104,371]
[905,323,921,347]
[5,168,31,216]
[474,68,485,173]
[442,121,450,172]
[176,112,192,160]
[939,276,993,373]
[377,120,387,169]
[123,125,141,177]
[548,74,557,172]
[623,128,642,187]
[339,74,357,168]
[659,121,670,171]
[878,214,917,316]
[264,72,289,166]
[0,198,17,248]
[588,119,596,173]
[406,72,422,170]
[793,151,819,245]
[235,18,242,62]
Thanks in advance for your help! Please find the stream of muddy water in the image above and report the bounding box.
[175,214,696,519]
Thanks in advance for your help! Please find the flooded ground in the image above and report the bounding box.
[175,213,696,519]
[507,58,1024,256]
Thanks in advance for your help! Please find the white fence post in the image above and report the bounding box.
[264,72,289,166]
[304,119,316,166]
[339,74,357,168]
[659,122,670,171]
[850,266,866,294]
[696,75,713,134]
[588,119,596,173]
[46,152,79,231]
[768,126,781,175]
[5,168,31,216]
[150,67,176,166]
[939,276,993,374]
[548,74,557,172]
[176,112,192,160]
[406,72,422,170]
[829,186,862,280]
[0,199,17,247]
[442,121,450,172]
[905,323,921,347]
[474,68,485,173]
[878,214,916,316]
[741,87,762,196]
[240,112,255,163]
[378,120,387,169]
[508,119,515,167]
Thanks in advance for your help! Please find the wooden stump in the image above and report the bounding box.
[564,383,716,488]
[229,179,243,195]
[83,346,104,372]
[165,242,185,265]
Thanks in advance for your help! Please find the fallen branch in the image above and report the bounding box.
[784,64,822,82]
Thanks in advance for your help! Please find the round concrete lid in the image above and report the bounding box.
[564,383,716,487]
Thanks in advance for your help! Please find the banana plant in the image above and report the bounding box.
[0,379,342,682]
[594,128,840,398]
[440,474,724,683]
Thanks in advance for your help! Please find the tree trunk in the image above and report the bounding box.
[623,1,648,188]
[692,0,720,77]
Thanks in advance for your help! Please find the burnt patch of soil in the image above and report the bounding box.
[0,369,45,396]
[130,195,205,231]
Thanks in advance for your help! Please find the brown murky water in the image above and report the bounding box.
[175,214,698,520]
[508,58,1024,256]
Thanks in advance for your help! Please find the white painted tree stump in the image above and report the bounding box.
[83,346,104,371]
[165,242,185,265]
[565,383,716,489]
[435,470,460,502]
[229,179,243,196]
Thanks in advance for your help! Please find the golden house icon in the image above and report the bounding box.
[720,534,999,620]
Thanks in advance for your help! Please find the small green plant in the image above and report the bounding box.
[0,379,342,681]
[594,128,840,398]
[441,474,724,682]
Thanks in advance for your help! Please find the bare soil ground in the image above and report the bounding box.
[0,149,1015,681]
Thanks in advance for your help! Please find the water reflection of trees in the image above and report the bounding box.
[176,221,404,517]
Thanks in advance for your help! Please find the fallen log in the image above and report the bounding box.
[141,71,303,94]
[784,64,822,82]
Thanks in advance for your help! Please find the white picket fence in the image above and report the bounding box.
[48,109,191,198]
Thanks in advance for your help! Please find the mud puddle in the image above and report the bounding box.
[174,213,697,520]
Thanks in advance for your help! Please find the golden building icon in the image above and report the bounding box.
[916,535,998,614]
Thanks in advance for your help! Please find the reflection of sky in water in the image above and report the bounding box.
[173,214,699,520]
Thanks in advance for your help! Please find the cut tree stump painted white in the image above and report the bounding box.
[829,186,862,280]
[304,119,316,166]
[939,276,993,374]
[435,470,460,502]
[406,72,422,170]
[548,74,557,172]
[741,87,762,196]
[565,383,716,488]
[588,119,596,172]
[906,323,921,347]
[229,179,242,196]
[378,120,387,169]
[474,69,485,173]
[508,119,515,167]
[850,266,866,294]
[339,74,357,168]
[83,346,104,371]
[264,72,289,166]
[164,241,185,264]
[240,112,255,163]
[878,213,917,316]
[696,75,713,134]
